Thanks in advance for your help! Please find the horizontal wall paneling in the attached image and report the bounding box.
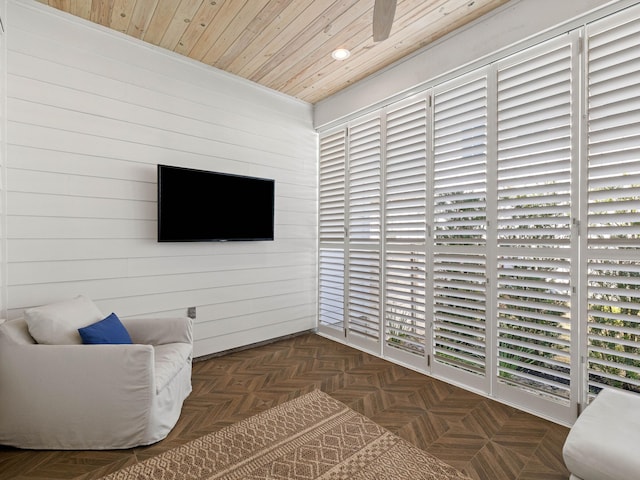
[4,0,317,357]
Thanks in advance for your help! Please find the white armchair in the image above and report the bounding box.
[0,310,193,450]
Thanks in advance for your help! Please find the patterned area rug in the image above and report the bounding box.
[102,390,471,480]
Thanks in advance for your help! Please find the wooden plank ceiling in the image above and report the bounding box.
[36,0,510,104]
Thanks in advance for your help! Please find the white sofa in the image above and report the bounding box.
[0,307,193,450]
[563,387,640,480]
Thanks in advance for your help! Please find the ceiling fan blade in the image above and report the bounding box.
[373,0,397,42]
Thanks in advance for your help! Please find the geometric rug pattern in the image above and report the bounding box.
[100,390,472,479]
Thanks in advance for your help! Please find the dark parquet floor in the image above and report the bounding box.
[0,333,570,479]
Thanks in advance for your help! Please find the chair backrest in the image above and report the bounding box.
[0,318,36,345]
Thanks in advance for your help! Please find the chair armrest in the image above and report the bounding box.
[0,344,155,449]
[121,316,193,346]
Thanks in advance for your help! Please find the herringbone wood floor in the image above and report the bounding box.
[0,333,570,479]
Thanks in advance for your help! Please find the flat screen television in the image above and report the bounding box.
[157,164,274,242]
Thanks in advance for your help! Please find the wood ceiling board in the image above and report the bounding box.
[158,0,204,50]
[141,0,181,45]
[212,0,292,71]
[200,0,272,66]
[222,1,314,76]
[256,0,373,91]
[126,0,160,38]
[35,0,511,104]
[173,0,230,57]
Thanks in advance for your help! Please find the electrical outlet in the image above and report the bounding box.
[187,307,196,319]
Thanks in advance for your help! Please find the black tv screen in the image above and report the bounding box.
[157,164,274,242]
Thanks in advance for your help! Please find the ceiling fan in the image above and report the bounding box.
[373,0,398,42]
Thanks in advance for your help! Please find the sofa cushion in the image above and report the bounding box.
[78,313,133,345]
[154,343,192,394]
[25,295,103,345]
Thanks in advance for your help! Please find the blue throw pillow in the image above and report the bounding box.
[78,312,133,345]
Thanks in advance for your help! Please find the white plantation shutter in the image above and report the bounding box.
[385,250,426,356]
[587,261,640,393]
[433,254,487,374]
[319,130,346,243]
[586,7,640,395]
[495,37,574,404]
[496,40,573,248]
[496,256,572,398]
[347,117,382,343]
[383,97,428,359]
[348,117,381,243]
[384,97,428,243]
[348,249,380,339]
[318,249,345,329]
[432,74,488,378]
[318,130,346,331]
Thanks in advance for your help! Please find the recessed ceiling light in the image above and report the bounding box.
[331,48,351,60]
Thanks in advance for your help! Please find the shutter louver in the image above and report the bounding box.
[497,42,573,248]
[385,98,427,243]
[587,15,640,248]
[348,249,380,339]
[433,253,487,374]
[432,75,488,375]
[496,255,571,400]
[319,249,345,329]
[586,10,640,395]
[319,130,346,331]
[319,130,346,243]
[385,250,426,354]
[587,260,640,394]
[348,118,382,243]
[496,38,573,403]
[384,98,427,357]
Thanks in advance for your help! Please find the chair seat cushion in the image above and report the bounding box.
[154,343,192,394]
[563,388,640,480]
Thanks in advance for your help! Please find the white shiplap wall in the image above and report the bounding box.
[4,0,317,357]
